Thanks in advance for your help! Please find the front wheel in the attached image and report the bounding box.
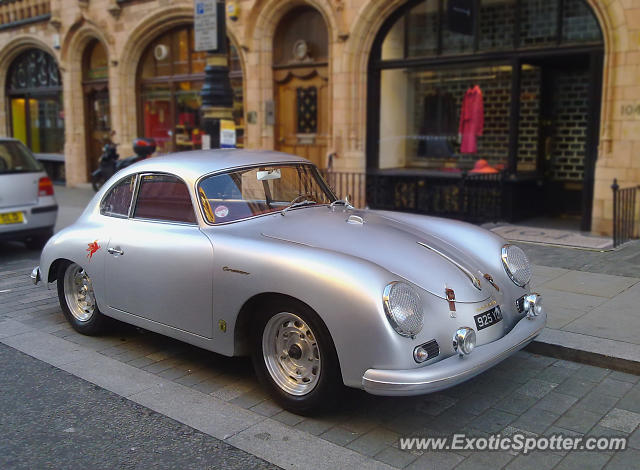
[57,262,109,335]
[252,302,342,415]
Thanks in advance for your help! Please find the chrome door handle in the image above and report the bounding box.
[107,247,124,256]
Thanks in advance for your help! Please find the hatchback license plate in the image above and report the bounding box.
[0,212,23,225]
[474,307,503,331]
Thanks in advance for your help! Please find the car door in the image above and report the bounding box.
[104,173,214,338]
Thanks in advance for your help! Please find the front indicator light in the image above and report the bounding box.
[414,346,429,363]
[453,327,476,356]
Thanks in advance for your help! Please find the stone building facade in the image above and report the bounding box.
[0,0,638,235]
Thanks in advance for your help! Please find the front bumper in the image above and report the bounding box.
[362,311,546,396]
[31,266,40,285]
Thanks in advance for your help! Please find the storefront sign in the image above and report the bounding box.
[194,0,218,52]
[447,0,475,36]
[220,119,236,148]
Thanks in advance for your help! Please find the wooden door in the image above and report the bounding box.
[275,71,329,169]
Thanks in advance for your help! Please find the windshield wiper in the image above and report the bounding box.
[281,194,319,215]
[329,196,353,210]
[281,199,317,216]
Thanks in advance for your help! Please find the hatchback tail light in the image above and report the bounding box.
[38,177,54,197]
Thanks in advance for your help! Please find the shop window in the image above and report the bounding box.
[562,0,601,44]
[6,49,64,155]
[377,0,600,60]
[379,64,511,171]
[519,0,559,47]
[441,0,475,55]
[372,0,602,175]
[478,0,516,51]
[138,26,243,153]
[407,1,439,57]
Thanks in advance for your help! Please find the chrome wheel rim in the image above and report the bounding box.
[262,312,321,396]
[63,264,96,322]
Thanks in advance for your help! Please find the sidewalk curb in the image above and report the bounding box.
[526,328,640,375]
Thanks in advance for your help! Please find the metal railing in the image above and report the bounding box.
[0,0,50,27]
[366,170,505,223]
[612,178,640,248]
[320,170,367,208]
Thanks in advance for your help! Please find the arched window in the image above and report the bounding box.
[137,26,244,154]
[6,49,64,154]
[368,0,604,227]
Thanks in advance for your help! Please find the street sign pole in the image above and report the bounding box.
[197,0,234,150]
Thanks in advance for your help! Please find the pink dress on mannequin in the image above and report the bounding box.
[459,85,484,154]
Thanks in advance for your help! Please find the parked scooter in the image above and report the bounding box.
[91,136,156,191]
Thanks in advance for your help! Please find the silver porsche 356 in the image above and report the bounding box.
[32,150,545,414]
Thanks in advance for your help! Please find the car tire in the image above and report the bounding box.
[57,262,109,335]
[24,229,53,250]
[252,301,342,415]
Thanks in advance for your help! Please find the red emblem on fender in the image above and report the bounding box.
[86,241,100,260]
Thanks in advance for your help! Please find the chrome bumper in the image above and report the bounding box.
[30,266,41,285]
[362,312,546,396]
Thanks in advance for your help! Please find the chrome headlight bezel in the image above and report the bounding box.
[501,244,532,287]
[383,281,424,338]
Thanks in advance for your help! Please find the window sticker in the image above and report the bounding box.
[214,205,229,218]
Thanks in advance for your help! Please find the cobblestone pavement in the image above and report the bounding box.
[516,240,640,279]
[2,253,640,469]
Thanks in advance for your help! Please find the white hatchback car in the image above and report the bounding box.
[0,138,57,249]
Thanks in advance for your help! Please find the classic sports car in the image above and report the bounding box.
[32,150,545,414]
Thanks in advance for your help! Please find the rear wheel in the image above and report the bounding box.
[252,302,342,415]
[57,262,108,335]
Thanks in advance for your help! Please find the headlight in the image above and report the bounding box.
[501,244,532,287]
[383,282,423,337]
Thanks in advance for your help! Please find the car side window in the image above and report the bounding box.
[133,174,197,224]
[100,175,136,217]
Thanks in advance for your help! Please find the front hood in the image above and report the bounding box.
[259,207,495,302]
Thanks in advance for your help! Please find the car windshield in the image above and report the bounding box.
[198,164,336,224]
[0,141,43,174]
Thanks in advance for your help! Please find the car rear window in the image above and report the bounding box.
[100,175,136,217]
[0,141,43,174]
[134,174,196,224]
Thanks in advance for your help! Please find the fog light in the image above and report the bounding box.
[523,293,543,319]
[453,327,476,356]
[414,346,430,363]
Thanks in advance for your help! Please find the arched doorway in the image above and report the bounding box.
[367,0,604,230]
[83,39,110,178]
[6,49,64,155]
[273,6,329,169]
[137,26,244,154]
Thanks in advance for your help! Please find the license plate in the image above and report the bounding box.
[474,306,503,331]
[0,212,23,225]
